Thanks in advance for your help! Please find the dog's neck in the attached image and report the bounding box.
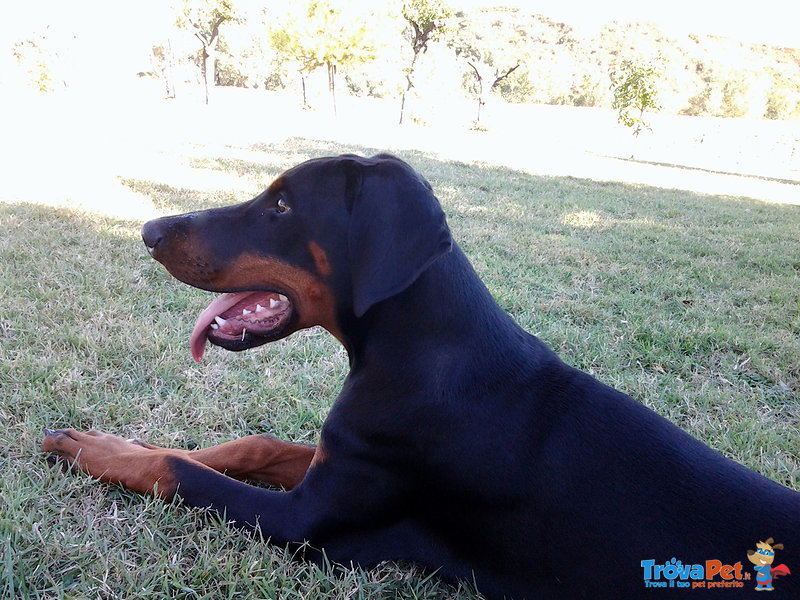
[340,244,542,375]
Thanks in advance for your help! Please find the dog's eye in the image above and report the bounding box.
[276,198,291,213]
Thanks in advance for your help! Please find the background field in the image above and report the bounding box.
[2,99,800,597]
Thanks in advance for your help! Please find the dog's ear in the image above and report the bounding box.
[345,155,452,317]
[773,543,784,550]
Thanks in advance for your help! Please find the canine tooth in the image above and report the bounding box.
[256,304,265,312]
[278,294,288,302]
[242,309,252,315]
[214,316,227,326]
[242,328,247,341]
[210,324,219,330]
[270,298,279,308]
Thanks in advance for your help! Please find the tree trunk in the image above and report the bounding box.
[399,51,420,125]
[202,46,214,105]
[468,62,485,128]
[301,73,308,109]
[194,17,224,106]
[399,93,408,125]
[162,38,176,99]
[327,62,337,117]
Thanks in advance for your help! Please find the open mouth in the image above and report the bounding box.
[190,290,293,361]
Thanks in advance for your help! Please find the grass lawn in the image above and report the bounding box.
[2,137,799,599]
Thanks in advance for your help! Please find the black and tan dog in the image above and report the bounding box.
[44,154,799,598]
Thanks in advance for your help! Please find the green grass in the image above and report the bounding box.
[2,138,799,598]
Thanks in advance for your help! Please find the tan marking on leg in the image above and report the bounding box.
[187,435,315,489]
[42,429,184,499]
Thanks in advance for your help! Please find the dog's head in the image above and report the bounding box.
[141,153,452,360]
[747,538,783,566]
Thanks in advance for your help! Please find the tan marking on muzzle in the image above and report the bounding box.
[207,253,343,342]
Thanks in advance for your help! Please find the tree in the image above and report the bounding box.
[398,0,451,125]
[151,41,177,99]
[610,56,662,139]
[465,61,520,128]
[447,10,524,129]
[177,0,236,104]
[270,4,323,109]
[269,0,376,115]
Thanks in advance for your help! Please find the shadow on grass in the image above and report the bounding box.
[603,154,800,186]
[124,135,800,218]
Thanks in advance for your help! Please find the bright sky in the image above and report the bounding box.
[6,1,797,50]
[8,1,799,41]
[453,0,799,47]
[2,0,796,95]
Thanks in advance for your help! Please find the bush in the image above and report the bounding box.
[569,73,605,107]
[496,69,535,103]
[681,82,713,116]
[718,75,750,118]
[764,75,800,120]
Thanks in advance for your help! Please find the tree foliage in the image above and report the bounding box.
[610,56,662,137]
[12,38,56,92]
[269,0,377,114]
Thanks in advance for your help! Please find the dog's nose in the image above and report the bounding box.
[141,219,164,254]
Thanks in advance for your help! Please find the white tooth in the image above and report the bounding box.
[242,309,252,315]
[210,324,219,330]
[269,298,279,308]
[214,316,227,326]
[242,328,247,341]
[256,304,265,312]
[278,294,288,302]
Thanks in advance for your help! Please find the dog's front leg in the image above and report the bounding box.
[186,435,316,489]
[42,429,309,541]
[42,428,198,499]
[106,433,316,490]
[41,428,401,552]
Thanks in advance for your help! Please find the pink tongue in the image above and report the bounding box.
[190,292,254,362]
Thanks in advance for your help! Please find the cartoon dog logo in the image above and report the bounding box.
[747,538,791,591]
